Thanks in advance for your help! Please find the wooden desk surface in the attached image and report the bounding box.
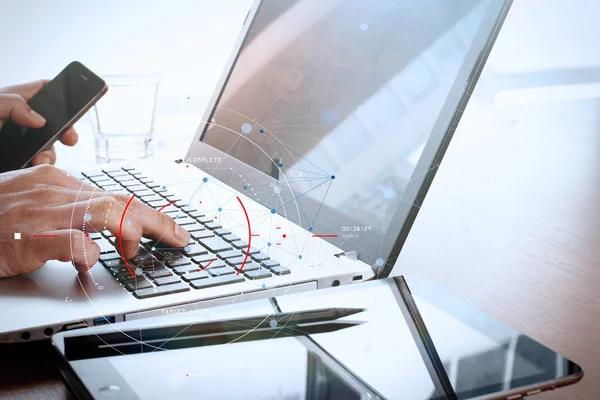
[398,95,600,400]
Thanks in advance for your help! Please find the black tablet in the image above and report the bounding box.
[52,276,582,400]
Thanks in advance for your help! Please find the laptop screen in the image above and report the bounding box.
[195,0,508,273]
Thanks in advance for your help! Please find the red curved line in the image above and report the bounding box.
[236,196,251,275]
[199,258,215,272]
[157,200,176,213]
[118,195,136,277]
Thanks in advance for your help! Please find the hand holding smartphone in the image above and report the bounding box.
[0,61,107,172]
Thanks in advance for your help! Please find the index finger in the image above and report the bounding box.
[63,193,190,258]
[0,79,50,101]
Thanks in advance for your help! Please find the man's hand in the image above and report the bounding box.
[0,80,79,165]
[0,165,191,278]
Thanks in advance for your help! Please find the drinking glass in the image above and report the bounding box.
[91,75,160,163]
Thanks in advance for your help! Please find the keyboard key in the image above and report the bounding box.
[102,259,127,268]
[222,234,240,243]
[133,283,189,299]
[95,238,115,254]
[187,211,205,219]
[100,252,121,262]
[183,223,205,232]
[113,175,135,183]
[197,216,213,224]
[166,258,191,268]
[251,253,270,262]
[271,266,291,276]
[214,228,231,236]
[181,271,210,282]
[190,274,244,289]
[138,177,153,184]
[261,259,280,268]
[89,232,103,240]
[242,247,261,255]
[226,256,249,266]
[146,183,161,189]
[174,216,195,226]
[217,249,243,259]
[147,199,169,209]
[184,244,208,257]
[125,280,153,291]
[102,168,122,174]
[208,266,236,276]
[122,166,136,171]
[232,240,248,249]
[191,230,215,240]
[199,259,226,269]
[146,269,172,279]
[154,275,182,286]
[244,269,272,280]
[181,205,199,214]
[82,171,105,178]
[191,254,215,264]
[173,265,201,275]
[204,222,221,230]
[121,180,143,187]
[233,262,260,272]
[163,194,181,202]
[199,237,231,253]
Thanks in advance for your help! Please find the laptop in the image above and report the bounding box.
[0,0,512,342]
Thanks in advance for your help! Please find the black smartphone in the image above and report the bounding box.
[0,61,107,172]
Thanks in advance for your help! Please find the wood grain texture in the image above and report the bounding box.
[396,90,600,400]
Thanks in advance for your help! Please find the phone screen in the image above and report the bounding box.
[0,61,105,171]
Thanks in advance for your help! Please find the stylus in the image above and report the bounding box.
[66,307,366,349]
[64,320,364,360]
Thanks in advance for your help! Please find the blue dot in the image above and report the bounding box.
[259,129,264,134]
[298,255,303,259]
[175,214,179,219]
[184,246,190,252]
[243,185,248,190]
[127,220,131,225]
[215,269,221,275]
[261,283,266,288]
[383,188,394,199]
[278,163,283,168]
[202,177,208,183]
[273,185,281,194]
[331,175,335,180]
[269,319,278,328]
[162,185,166,190]
[241,123,252,134]
[267,242,271,247]
[271,209,276,214]
[308,226,313,232]
[375,258,384,267]
[218,207,222,212]
[360,22,369,31]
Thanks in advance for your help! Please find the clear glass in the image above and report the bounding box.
[91,75,159,163]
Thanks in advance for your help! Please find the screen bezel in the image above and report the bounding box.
[185,0,513,277]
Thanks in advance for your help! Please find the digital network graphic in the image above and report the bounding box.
[40,0,488,365]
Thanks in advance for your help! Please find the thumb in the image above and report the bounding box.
[0,93,46,127]
[31,229,100,273]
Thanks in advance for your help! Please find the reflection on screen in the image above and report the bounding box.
[203,0,490,235]
[107,337,363,400]
[408,278,580,400]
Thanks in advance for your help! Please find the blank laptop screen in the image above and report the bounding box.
[199,0,504,269]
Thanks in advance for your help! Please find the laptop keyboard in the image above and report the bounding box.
[80,167,290,299]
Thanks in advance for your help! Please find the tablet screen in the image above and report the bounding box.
[105,337,364,399]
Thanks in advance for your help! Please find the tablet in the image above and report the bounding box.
[52,276,583,400]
